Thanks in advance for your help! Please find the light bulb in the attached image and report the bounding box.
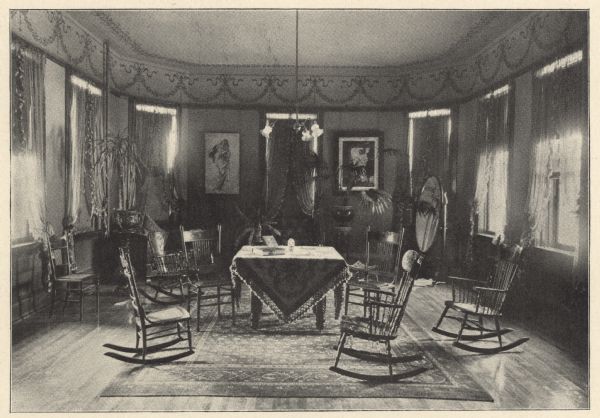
[260,121,272,139]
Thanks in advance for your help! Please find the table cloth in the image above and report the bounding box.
[230,246,351,324]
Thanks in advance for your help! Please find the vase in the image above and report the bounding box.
[331,205,355,227]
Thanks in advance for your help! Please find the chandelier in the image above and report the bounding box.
[260,10,323,142]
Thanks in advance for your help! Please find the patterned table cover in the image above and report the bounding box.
[230,246,352,323]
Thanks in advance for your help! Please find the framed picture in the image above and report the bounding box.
[205,132,240,194]
[335,131,383,192]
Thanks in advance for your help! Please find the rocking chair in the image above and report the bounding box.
[146,231,188,304]
[344,227,405,316]
[104,247,193,364]
[330,250,428,382]
[432,243,529,354]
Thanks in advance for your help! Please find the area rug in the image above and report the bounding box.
[101,295,493,402]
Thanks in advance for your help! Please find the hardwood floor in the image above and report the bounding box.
[10,283,588,412]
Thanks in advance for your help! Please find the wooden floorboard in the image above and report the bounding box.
[10,283,589,412]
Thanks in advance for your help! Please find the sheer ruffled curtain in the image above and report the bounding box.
[11,42,46,240]
[474,92,510,237]
[263,120,292,221]
[526,62,583,249]
[134,109,174,219]
[65,82,87,230]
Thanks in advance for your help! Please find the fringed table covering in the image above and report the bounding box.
[230,246,352,324]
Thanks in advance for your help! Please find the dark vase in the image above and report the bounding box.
[331,205,355,227]
[112,209,144,231]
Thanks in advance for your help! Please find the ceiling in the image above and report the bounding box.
[68,10,531,69]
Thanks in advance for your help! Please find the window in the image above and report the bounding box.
[67,75,103,230]
[408,108,452,195]
[474,85,511,235]
[11,42,46,241]
[262,112,321,230]
[528,50,584,250]
[132,103,179,220]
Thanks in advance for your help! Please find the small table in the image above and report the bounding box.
[230,246,351,330]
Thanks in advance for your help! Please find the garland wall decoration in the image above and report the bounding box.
[10,10,586,109]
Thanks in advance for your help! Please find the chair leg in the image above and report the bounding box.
[478,315,484,335]
[333,332,347,368]
[386,340,394,376]
[196,290,201,332]
[96,279,100,325]
[135,328,140,349]
[186,320,192,350]
[231,289,236,325]
[79,282,84,321]
[433,304,450,330]
[141,330,147,362]
[455,313,469,343]
[62,284,70,315]
[494,317,503,347]
[49,288,56,317]
[217,286,221,319]
[343,284,349,316]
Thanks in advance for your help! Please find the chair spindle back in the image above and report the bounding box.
[365,228,404,276]
[180,225,222,268]
[369,249,422,338]
[118,247,146,321]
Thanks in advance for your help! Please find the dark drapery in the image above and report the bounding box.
[263,120,293,221]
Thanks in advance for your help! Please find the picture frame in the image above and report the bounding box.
[334,131,384,192]
[205,132,240,194]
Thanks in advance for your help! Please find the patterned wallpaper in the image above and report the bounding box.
[10,10,587,109]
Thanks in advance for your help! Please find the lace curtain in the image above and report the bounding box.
[474,89,510,237]
[526,56,584,250]
[134,107,176,219]
[11,41,46,240]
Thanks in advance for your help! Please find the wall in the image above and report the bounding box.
[321,111,407,255]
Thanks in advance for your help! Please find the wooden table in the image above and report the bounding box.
[230,246,351,330]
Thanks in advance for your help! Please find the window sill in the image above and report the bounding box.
[533,245,575,257]
[476,232,496,239]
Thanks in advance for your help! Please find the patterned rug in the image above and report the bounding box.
[101,294,493,402]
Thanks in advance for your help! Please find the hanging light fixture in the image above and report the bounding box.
[261,10,323,142]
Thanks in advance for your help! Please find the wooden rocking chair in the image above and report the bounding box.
[104,247,193,364]
[432,243,529,354]
[330,250,428,382]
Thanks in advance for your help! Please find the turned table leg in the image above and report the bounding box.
[333,284,343,319]
[250,293,262,329]
[315,297,326,330]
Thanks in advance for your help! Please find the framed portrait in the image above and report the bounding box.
[205,132,240,194]
[335,132,383,192]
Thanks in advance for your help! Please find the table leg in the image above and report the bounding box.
[315,297,326,330]
[334,285,343,319]
[250,293,262,329]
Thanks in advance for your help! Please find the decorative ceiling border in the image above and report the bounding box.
[10,10,587,109]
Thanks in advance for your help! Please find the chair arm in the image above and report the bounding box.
[448,276,485,285]
[473,286,508,294]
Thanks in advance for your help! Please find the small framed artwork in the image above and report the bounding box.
[205,132,240,194]
[335,131,383,192]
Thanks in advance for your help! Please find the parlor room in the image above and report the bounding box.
[9,8,589,412]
